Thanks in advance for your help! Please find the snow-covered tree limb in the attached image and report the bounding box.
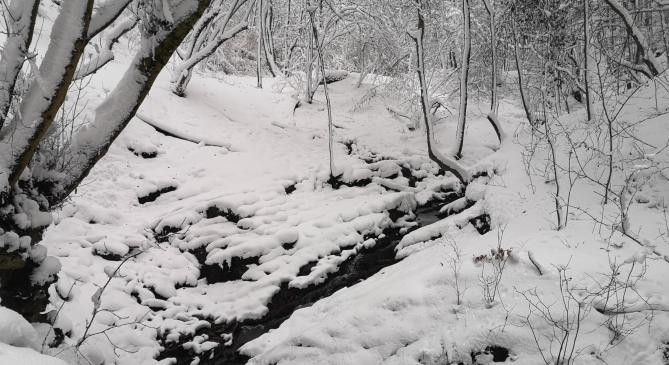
[55,0,213,203]
[170,0,252,95]
[87,0,134,40]
[75,14,139,80]
[0,0,95,188]
[411,2,470,184]
[603,0,662,77]
[0,0,40,131]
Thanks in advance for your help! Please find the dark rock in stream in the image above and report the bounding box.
[471,345,510,363]
[191,246,260,284]
[138,186,177,204]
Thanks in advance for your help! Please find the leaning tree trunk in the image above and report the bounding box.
[455,0,471,158]
[412,1,470,184]
[512,19,534,126]
[482,0,504,144]
[0,0,96,321]
[171,0,250,96]
[603,0,662,76]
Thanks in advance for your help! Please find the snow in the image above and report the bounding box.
[0,342,68,365]
[0,307,39,349]
[7,7,669,365]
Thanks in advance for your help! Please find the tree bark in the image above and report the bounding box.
[0,0,95,188]
[512,19,534,125]
[455,0,471,158]
[413,1,470,184]
[482,0,504,144]
[584,0,593,120]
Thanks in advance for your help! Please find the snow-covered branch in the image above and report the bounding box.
[55,0,212,203]
[0,0,95,188]
[75,14,139,80]
[86,0,133,40]
[603,0,662,76]
[0,0,40,131]
[411,4,470,184]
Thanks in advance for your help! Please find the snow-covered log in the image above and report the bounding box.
[318,69,349,85]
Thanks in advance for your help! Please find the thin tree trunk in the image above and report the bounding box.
[512,19,533,125]
[455,0,471,158]
[413,1,470,184]
[256,0,264,88]
[262,3,282,77]
[170,0,250,96]
[584,0,592,120]
[308,7,335,177]
[482,0,504,144]
[305,2,314,103]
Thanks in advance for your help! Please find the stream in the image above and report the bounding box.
[157,190,485,364]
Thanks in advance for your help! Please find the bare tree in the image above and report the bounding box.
[411,0,470,184]
[170,0,252,96]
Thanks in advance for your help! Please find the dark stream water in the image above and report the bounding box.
[158,191,488,365]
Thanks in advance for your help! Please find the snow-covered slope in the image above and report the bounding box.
[8,31,666,364]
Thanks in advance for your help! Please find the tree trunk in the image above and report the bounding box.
[512,19,533,125]
[56,0,213,203]
[584,0,592,120]
[0,0,95,188]
[482,0,504,144]
[256,0,264,87]
[455,0,471,158]
[170,0,250,96]
[305,4,315,104]
[413,1,470,184]
[308,8,335,178]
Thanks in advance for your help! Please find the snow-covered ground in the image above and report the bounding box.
[1,8,669,364]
